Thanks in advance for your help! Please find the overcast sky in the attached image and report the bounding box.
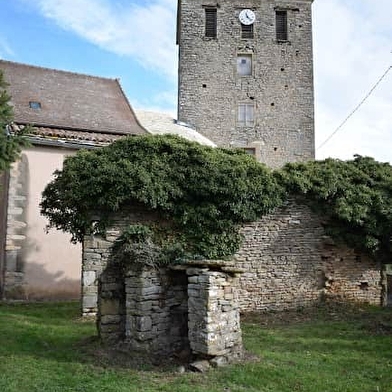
[0,0,391,163]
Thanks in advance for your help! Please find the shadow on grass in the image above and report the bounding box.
[0,301,184,372]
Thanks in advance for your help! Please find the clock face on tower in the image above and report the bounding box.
[239,9,256,25]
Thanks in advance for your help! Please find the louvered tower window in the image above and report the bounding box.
[205,8,217,38]
[241,23,254,39]
[276,10,288,41]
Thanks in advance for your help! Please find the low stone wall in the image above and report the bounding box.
[83,201,382,316]
[235,202,382,311]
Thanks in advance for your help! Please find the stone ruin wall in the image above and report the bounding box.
[82,208,160,315]
[82,201,382,317]
[235,201,382,311]
[98,261,244,365]
[98,263,189,355]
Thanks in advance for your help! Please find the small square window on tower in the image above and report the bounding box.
[29,101,41,110]
[237,54,252,76]
[276,10,288,41]
[205,8,217,38]
[237,103,254,127]
[241,23,254,39]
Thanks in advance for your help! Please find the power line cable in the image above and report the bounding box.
[317,65,392,151]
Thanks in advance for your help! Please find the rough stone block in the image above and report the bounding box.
[83,271,96,287]
[82,294,97,310]
[136,316,152,332]
[100,299,120,315]
[189,360,210,373]
[101,315,122,325]
[5,251,18,272]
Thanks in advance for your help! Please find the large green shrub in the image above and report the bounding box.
[277,156,392,262]
[41,135,283,260]
[41,133,392,264]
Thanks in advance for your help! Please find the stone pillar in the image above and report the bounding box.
[187,265,243,363]
[82,233,114,315]
[3,156,29,298]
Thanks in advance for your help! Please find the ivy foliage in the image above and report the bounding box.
[0,70,29,173]
[110,224,162,270]
[277,156,392,262]
[110,224,187,270]
[41,134,392,264]
[40,135,284,259]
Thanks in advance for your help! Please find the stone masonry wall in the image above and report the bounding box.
[177,0,315,167]
[96,261,125,343]
[82,208,160,315]
[187,266,243,361]
[83,201,382,316]
[3,154,29,297]
[98,261,244,364]
[123,267,189,356]
[234,201,382,311]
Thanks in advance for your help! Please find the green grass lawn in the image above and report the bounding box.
[0,301,392,392]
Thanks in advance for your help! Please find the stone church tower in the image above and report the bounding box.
[177,0,315,167]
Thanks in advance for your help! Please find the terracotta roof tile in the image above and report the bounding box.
[0,60,147,136]
[11,123,123,146]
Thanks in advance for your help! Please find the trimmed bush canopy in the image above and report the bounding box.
[41,135,283,260]
[40,135,392,263]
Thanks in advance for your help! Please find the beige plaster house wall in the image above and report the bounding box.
[5,145,81,299]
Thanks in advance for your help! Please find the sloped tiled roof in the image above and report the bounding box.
[9,123,121,146]
[0,60,146,136]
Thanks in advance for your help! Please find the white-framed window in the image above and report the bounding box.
[237,54,252,76]
[237,103,254,127]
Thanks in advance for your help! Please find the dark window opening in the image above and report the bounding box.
[276,10,288,41]
[241,23,254,39]
[29,101,41,110]
[360,282,369,290]
[205,8,217,38]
